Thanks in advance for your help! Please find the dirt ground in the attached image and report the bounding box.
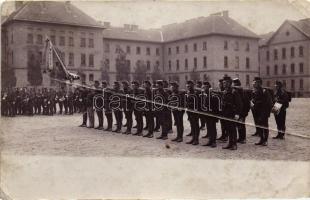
[0,98,309,161]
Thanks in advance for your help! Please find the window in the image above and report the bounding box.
[50,35,56,45]
[176,60,179,71]
[282,48,286,59]
[266,50,270,61]
[69,53,74,66]
[224,41,228,50]
[203,56,207,68]
[185,59,188,70]
[156,60,159,67]
[300,79,304,90]
[69,37,74,47]
[136,46,141,55]
[282,64,286,75]
[274,65,278,75]
[246,57,250,69]
[291,47,295,57]
[246,42,250,51]
[89,74,94,82]
[168,47,171,55]
[184,44,188,53]
[224,56,228,68]
[235,56,239,69]
[146,47,150,55]
[299,46,304,57]
[291,63,295,74]
[266,66,270,75]
[291,79,295,90]
[193,43,197,52]
[156,48,160,56]
[104,43,110,52]
[81,54,86,66]
[203,42,207,50]
[274,49,278,60]
[27,33,33,44]
[88,38,94,48]
[194,57,197,69]
[126,46,131,54]
[246,75,250,86]
[176,46,179,54]
[59,36,65,46]
[36,34,43,44]
[80,38,86,47]
[147,60,150,70]
[299,63,304,74]
[168,60,171,71]
[234,41,239,51]
[89,54,94,67]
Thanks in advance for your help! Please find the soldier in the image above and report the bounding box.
[170,82,186,142]
[153,81,160,132]
[48,88,55,116]
[273,80,290,139]
[163,80,173,133]
[78,82,88,127]
[111,81,123,133]
[232,78,250,144]
[131,81,144,136]
[94,80,104,130]
[251,77,273,146]
[217,79,228,142]
[1,90,8,116]
[103,81,113,131]
[42,88,49,115]
[196,81,206,131]
[201,81,219,147]
[63,89,69,114]
[221,76,243,150]
[68,88,74,115]
[143,80,155,138]
[86,86,95,128]
[58,87,65,114]
[122,81,133,134]
[185,80,201,145]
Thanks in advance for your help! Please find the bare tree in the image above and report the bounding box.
[115,45,130,81]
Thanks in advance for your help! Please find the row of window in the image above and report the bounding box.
[266,46,304,60]
[266,63,304,75]
[104,43,161,56]
[266,79,304,90]
[56,52,94,67]
[104,59,160,71]
[26,33,95,48]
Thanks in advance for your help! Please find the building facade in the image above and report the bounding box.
[259,19,310,97]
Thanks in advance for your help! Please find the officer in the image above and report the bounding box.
[185,80,201,145]
[251,77,273,146]
[170,82,186,142]
[155,80,170,140]
[273,80,289,139]
[94,80,104,130]
[143,80,155,138]
[103,81,113,131]
[131,81,144,136]
[152,81,161,132]
[111,81,123,133]
[221,76,243,150]
[232,78,250,144]
[78,82,88,127]
[163,80,173,133]
[122,81,133,134]
[217,79,228,142]
[201,81,219,147]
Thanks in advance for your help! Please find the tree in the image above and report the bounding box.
[100,59,110,83]
[151,62,164,81]
[27,50,43,86]
[133,60,148,83]
[115,45,130,81]
[189,68,200,81]
[1,60,16,89]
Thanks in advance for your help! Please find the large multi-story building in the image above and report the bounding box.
[259,19,310,97]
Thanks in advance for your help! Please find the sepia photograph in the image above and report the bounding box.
[0,0,310,199]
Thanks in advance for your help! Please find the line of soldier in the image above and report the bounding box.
[1,87,84,116]
[77,75,290,150]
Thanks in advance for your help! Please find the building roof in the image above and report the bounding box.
[258,32,275,47]
[3,1,103,29]
[103,11,259,43]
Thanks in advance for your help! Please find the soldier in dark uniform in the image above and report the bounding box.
[196,81,206,131]
[143,80,155,138]
[217,79,228,142]
[163,80,173,133]
[15,88,23,115]
[251,77,273,146]
[63,89,69,115]
[155,80,170,140]
[273,80,289,139]
[86,86,95,128]
[185,80,201,145]
[48,88,55,116]
[132,81,144,136]
[232,78,250,144]
[102,81,113,131]
[1,90,8,116]
[122,81,133,134]
[153,81,160,132]
[68,88,74,115]
[7,88,15,117]
[170,82,186,142]
[94,80,104,130]
[58,87,65,114]
[221,76,243,150]
[42,88,49,115]
[111,81,123,133]
[201,81,219,147]
[78,82,88,127]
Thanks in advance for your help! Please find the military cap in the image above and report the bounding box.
[156,80,164,86]
[94,80,99,84]
[131,80,140,85]
[163,80,168,85]
[275,80,282,87]
[223,76,232,81]
[253,77,262,82]
[101,81,107,85]
[186,80,195,85]
[144,80,152,86]
[82,81,86,85]
[203,81,211,86]
[196,81,202,85]
[232,78,241,86]
[113,81,120,86]
[219,79,223,83]
[170,81,179,87]
[121,81,129,86]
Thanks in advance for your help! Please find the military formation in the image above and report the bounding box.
[72,75,290,150]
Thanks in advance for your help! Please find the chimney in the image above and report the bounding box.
[131,24,138,31]
[124,24,130,31]
[103,21,111,28]
[222,10,229,18]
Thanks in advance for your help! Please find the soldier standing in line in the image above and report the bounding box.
[131,81,144,136]
[251,77,273,146]
[273,80,290,140]
[68,88,74,115]
[185,80,201,145]
[143,80,155,138]
[1,89,8,116]
[86,86,95,128]
[196,81,206,131]
[232,78,250,144]
[102,81,113,131]
[58,87,65,114]
[42,88,48,115]
[201,81,219,147]
[7,88,15,117]
[221,76,243,150]
[78,82,88,127]
[152,81,160,132]
[63,89,69,114]
[15,88,23,115]
[217,79,228,142]
[170,82,186,142]
[111,81,123,133]
[94,80,104,130]
[163,80,173,133]
[122,81,133,134]
[155,80,170,140]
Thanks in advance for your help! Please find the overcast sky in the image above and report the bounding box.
[71,0,309,35]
